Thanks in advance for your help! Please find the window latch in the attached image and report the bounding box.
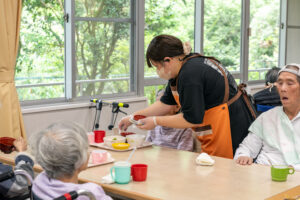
[64,13,69,23]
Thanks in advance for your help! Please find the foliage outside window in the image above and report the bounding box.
[145,85,166,105]
[144,0,195,102]
[15,0,281,103]
[248,0,280,81]
[203,0,241,73]
[75,0,132,97]
[16,0,65,101]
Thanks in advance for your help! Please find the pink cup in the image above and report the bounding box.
[91,150,108,164]
[87,132,94,144]
[94,130,105,143]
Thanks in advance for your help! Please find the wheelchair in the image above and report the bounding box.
[0,169,96,200]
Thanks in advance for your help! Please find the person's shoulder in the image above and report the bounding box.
[33,171,48,183]
[182,56,207,72]
[257,106,282,119]
[81,182,105,193]
[81,182,103,189]
[179,58,207,82]
[81,183,112,199]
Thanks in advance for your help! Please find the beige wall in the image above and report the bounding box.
[22,97,148,139]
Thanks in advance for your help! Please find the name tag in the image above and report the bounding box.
[193,125,213,136]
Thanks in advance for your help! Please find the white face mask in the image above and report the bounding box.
[156,67,172,80]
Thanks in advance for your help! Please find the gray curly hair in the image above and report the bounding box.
[30,122,89,179]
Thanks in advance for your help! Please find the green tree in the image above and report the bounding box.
[75,0,131,96]
[16,0,64,100]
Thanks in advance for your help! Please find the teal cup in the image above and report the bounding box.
[110,161,131,184]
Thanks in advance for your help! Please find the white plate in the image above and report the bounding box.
[89,141,153,152]
[87,155,115,168]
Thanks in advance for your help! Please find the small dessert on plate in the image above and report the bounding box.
[103,135,126,147]
[195,152,215,166]
[90,150,108,164]
[126,134,146,147]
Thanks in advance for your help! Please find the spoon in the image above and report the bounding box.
[127,146,137,163]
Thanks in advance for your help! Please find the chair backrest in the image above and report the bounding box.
[256,104,275,112]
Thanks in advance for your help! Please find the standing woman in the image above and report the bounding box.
[119,35,255,158]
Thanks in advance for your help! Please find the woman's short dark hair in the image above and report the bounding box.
[265,67,280,85]
[146,35,184,68]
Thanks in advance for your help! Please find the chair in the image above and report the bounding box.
[1,169,96,200]
[256,104,275,113]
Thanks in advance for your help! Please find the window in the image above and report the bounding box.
[15,0,284,104]
[16,1,65,101]
[144,85,166,105]
[74,0,133,97]
[248,0,280,81]
[203,0,241,75]
[144,0,195,101]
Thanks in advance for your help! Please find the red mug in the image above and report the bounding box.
[94,130,105,143]
[131,164,148,181]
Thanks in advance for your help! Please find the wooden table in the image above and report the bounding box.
[1,146,300,200]
[266,185,300,200]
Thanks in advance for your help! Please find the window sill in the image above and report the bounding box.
[21,96,148,114]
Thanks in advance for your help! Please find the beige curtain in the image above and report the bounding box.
[0,0,26,138]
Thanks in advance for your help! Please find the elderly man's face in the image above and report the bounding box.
[276,72,300,109]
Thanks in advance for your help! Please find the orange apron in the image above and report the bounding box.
[171,55,234,158]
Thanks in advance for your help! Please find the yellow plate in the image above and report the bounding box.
[112,142,130,150]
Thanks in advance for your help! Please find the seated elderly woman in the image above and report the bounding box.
[30,122,112,200]
[234,63,300,170]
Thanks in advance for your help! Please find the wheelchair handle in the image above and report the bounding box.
[54,191,78,200]
[14,169,33,185]
[53,189,96,200]
[0,170,14,182]
[77,189,96,200]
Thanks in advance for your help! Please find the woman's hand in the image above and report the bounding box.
[235,156,253,165]
[13,137,27,152]
[136,117,156,130]
[118,115,133,131]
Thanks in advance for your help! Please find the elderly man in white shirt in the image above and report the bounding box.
[234,63,300,171]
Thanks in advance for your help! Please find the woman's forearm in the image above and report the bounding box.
[156,113,198,129]
[133,101,174,117]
